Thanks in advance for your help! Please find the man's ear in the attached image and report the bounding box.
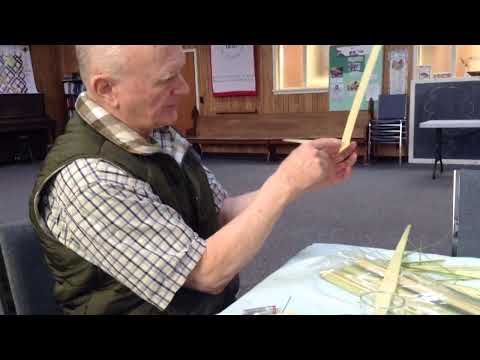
[90,74,119,109]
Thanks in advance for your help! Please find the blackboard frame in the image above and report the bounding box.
[408,78,480,165]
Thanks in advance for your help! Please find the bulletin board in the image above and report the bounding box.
[328,45,383,111]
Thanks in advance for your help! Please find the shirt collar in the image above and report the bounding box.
[75,92,184,155]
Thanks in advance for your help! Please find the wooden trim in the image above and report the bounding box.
[183,48,200,113]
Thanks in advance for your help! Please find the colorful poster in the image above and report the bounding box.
[210,45,256,96]
[328,45,383,111]
[389,49,408,94]
[0,45,38,94]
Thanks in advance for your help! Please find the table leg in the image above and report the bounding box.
[433,128,443,180]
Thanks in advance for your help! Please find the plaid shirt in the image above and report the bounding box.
[40,92,229,311]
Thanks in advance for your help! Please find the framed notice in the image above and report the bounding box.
[210,45,256,96]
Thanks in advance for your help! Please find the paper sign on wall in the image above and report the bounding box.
[210,45,256,97]
[389,49,408,95]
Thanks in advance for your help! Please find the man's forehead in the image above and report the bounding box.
[131,45,185,69]
[120,44,179,57]
[152,45,184,60]
[118,45,184,77]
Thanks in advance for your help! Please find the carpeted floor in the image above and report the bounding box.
[205,156,459,295]
[0,157,464,296]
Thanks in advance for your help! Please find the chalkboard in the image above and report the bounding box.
[410,79,480,162]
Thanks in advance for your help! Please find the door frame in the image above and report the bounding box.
[183,48,200,113]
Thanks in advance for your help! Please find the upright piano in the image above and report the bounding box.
[0,94,56,163]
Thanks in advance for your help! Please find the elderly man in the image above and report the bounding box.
[29,45,357,315]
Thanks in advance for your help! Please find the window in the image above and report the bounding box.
[415,45,480,79]
[456,45,480,76]
[273,45,330,94]
[417,45,453,75]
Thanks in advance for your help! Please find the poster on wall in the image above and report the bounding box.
[389,49,408,94]
[328,45,383,111]
[210,45,256,96]
[0,45,38,94]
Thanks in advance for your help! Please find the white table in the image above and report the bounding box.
[420,120,480,128]
[219,243,480,315]
[419,120,480,179]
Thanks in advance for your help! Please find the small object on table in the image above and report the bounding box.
[282,296,292,313]
[242,305,278,315]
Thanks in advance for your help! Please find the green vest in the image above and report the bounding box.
[29,113,239,315]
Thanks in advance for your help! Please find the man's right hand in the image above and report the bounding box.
[272,138,357,199]
[187,138,357,296]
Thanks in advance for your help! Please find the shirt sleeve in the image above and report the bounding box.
[201,164,229,213]
[41,158,207,311]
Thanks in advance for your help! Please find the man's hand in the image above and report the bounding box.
[273,138,357,198]
[187,138,357,295]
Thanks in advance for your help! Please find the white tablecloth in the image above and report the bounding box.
[219,243,480,315]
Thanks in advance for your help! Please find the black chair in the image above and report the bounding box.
[0,250,15,314]
[368,94,408,166]
[452,170,480,258]
[0,220,61,314]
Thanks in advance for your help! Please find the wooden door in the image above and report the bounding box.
[175,51,197,136]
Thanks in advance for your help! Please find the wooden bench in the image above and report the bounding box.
[187,112,370,163]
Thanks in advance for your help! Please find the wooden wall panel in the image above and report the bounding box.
[30,45,66,136]
[57,45,415,135]
[59,45,415,116]
[186,45,346,115]
[56,44,415,159]
[185,45,256,114]
[61,45,79,75]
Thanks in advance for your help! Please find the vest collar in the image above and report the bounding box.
[75,92,188,157]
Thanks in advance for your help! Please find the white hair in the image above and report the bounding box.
[75,45,126,85]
